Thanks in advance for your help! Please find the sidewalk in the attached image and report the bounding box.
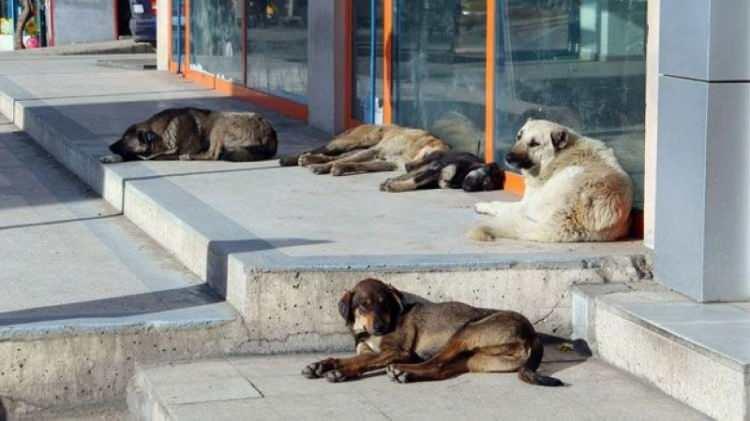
[130,353,709,421]
[0,118,245,414]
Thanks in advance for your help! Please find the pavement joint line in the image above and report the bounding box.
[0,213,123,231]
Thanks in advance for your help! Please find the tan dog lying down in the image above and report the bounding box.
[470,119,633,242]
[279,124,449,176]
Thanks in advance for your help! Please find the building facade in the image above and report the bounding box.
[157,0,750,303]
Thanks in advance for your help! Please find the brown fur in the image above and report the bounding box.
[103,107,278,162]
[279,124,449,176]
[303,278,563,386]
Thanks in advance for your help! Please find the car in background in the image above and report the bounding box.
[129,0,156,44]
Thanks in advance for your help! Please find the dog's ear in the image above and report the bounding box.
[338,290,354,323]
[387,284,405,314]
[551,128,568,150]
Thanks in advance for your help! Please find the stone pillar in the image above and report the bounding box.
[655,0,750,301]
[156,0,170,71]
[307,0,347,135]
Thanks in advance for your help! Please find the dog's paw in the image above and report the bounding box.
[386,365,412,384]
[179,153,192,161]
[309,164,330,175]
[301,362,328,379]
[324,369,348,383]
[298,153,315,167]
[330,164,346,176]
[99,154,123,164]
[474,202,494,215]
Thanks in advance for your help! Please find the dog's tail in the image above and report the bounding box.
[517,337,564,387]
[279,154,300,167]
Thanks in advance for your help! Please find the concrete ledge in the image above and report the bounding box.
[0,304,247,416]
[573,284,749,421]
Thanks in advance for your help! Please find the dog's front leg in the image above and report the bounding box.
[474,200,513,216]
[137,148,177,161]
[303,351,408,383]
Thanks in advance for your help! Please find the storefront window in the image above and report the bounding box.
[352,0,384,123]
[494,0,647,206]
[393,0,487,155]
[189,0,243,82]
[246,0,309,104]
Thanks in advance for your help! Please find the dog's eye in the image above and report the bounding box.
[528,139,539,147]
[516,130,523,140]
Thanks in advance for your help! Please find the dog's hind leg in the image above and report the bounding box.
[404,150,444,172]
[331,159,398,176]
[299,149,363,166]
[387,356,471,383]
[308,149,378,175]
[380,166,441,192]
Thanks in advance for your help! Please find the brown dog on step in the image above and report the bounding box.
[302,278,564,386]
[102,107,278,163]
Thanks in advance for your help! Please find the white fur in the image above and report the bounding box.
[469,119,633,243]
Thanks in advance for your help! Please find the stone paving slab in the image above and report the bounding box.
[130,352,709,421]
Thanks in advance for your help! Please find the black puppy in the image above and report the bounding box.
[379,151,504,193]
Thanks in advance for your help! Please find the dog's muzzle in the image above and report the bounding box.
[504,153,534,171]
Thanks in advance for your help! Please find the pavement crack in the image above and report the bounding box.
[533,293,566,326]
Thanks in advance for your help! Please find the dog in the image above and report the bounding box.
[302,278,564,386]
[469,119,633,242]
[101,107,277,163]
[279,124,449,176]
[379,150,504,193]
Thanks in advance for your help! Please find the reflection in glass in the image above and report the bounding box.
[393,0,487,155]
[171,0,184,63]
[495,0,646,207]
[189,0,243,82]
[352,0,384,123]
[246,0,309,104]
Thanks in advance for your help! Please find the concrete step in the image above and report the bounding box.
[0,122,248,417]
[126,352,709,421]
[572,283,750,421]
[0,55,654,355]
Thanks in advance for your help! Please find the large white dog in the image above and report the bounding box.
[469,119,633,242]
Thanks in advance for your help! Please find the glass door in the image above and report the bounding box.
[246,0,309,104]
[392,0,487,155]
[494,0,647,207]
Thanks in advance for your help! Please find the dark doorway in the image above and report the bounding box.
[117,0,132,38]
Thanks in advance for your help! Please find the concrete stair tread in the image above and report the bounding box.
[128,353,708,421]
[573,283,750,420]
[599,291,750,371]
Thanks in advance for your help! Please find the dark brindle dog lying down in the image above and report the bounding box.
[379,150,504,193]
[303,278,564,386]
[101,107,278,163]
